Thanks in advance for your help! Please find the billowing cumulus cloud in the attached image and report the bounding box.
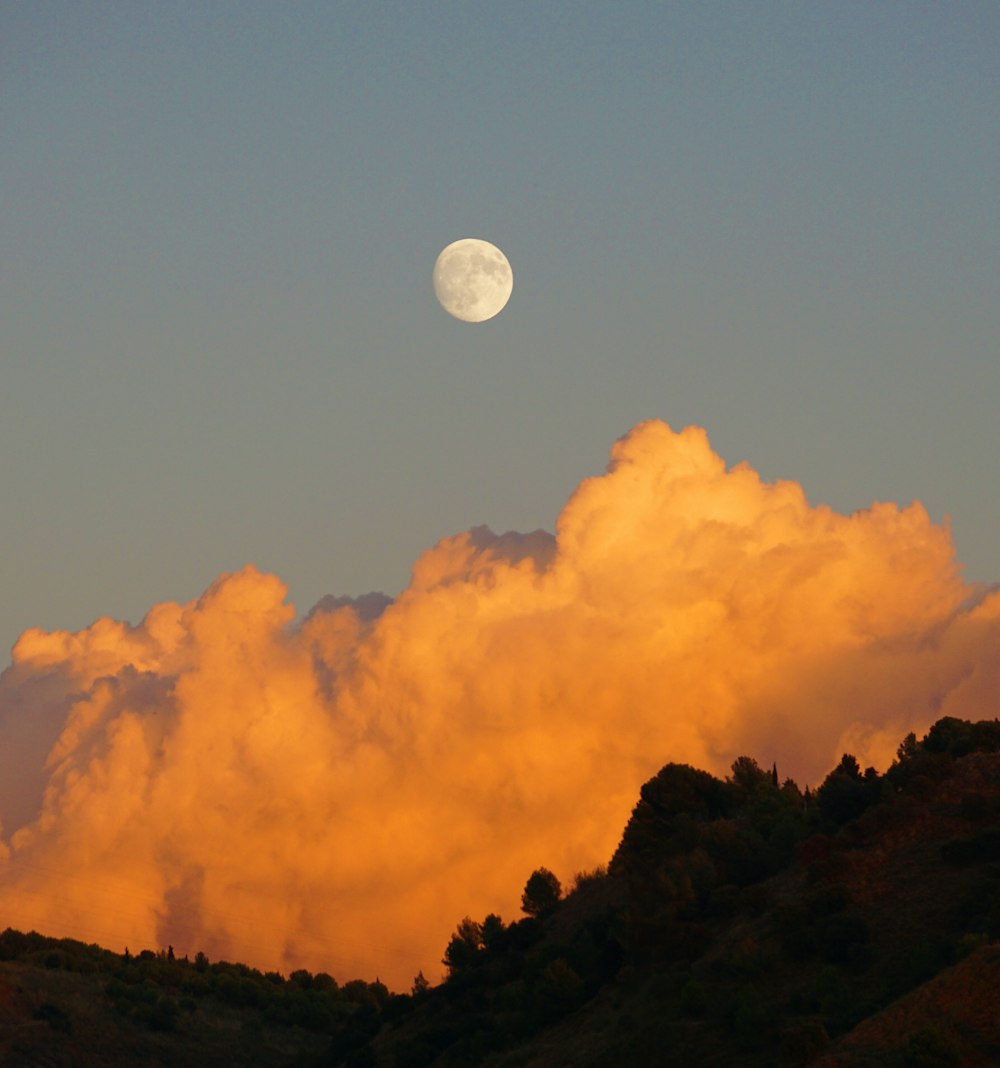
[1,421,997,988]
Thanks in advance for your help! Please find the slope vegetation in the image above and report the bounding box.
[1,716,998,1067]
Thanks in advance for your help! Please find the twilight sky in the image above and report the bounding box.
[2,2,997,658]
[1,5,999,988]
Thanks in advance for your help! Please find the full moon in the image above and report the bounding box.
[433,238,513,323]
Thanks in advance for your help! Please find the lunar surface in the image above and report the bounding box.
[433,238,513,322]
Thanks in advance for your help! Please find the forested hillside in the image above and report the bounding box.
[369,716,1000,1067]
[2,716,999,1067]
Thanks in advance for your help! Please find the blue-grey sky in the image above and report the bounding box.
[2,1,997,660]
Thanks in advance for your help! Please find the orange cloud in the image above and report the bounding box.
[0,421,997,989]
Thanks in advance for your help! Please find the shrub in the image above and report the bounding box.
[779,1018,830,1065]
[34,1001,71,1033]
[904,1025,962,1067]
[680,979,707,1017]
[533,958,584,1021]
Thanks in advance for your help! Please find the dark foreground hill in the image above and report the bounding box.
[2,716,999,1067]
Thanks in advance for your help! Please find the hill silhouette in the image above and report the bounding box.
[1,716,999,1066]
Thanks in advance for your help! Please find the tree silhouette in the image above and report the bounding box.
[521,868,562,916]
[729,755,770,797]
[816,754,879,824]
[442,917,484,973]
[481,913,505,950]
